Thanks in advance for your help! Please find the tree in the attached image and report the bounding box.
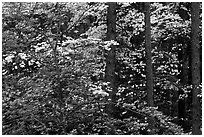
[191,2,201,135]
[144,2,155,134]
[145,2,154,107]
[105,2,117,118]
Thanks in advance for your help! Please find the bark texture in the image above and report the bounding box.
[191,2,201,135]
[145,2,155,135]
[145,2,154,107]
[105,2,117,118]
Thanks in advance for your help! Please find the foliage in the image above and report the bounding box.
[2,2,201,135]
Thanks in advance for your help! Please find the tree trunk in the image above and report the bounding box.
[105,2,117,118]
[145,2,155,135]
[191,2,201,135]
[145,2,154,107]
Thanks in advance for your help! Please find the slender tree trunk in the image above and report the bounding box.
[145,2,154,106]
[105,2,117,118]
[145,2,155,135]
[191,2,201,135]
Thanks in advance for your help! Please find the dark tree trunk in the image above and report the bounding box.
[145,2,154,107]
[145,2,155,135]
[191,2,201,135]
[105,2,117,119]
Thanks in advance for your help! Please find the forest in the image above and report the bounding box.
[2,2,202,135]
